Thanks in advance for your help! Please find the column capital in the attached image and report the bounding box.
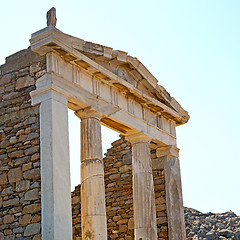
[126,132,151,144]
[75,107,102,120]
[156,145,179,158]
[30,72,70,106]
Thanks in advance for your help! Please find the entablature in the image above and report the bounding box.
[30,26,189,126]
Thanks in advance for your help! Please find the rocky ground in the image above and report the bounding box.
[185,208,240,239]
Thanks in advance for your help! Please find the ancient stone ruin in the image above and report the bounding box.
[0,9,190,240]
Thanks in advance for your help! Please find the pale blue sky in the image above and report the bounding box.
[1,1,239,215]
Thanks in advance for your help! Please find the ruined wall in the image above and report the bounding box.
[0,49,46,239]
[72,135,168,240]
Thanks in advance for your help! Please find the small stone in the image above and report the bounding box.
[8,150,24,158]
[3,198,19,207]
[24,189,39,201]
[24,146,39,155]
[4,214,14,224]
[9,136,17,144]
[8,167,23,183]
[0,74,11,86]
[16,75,35,90]
[23,168,40,180]
[19,214,32,226]
[16,180,30,192]
[33,234,41,240]
[0,173,8,185]
[119,224,128,232]
[24,223,41,236]
[23,162,32,171]
[23,203,41,214]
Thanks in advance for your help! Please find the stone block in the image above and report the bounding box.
[23,203,41,214]
[4,215,14,224]
[8,167,23,183]
[23,168,40,180]
[8,150,24,159]
[0,74,11,86]
[24,189,39,201]
[16,76,35,90]
[2,187,13,196]
[24,146,39,156]
[24,223,41,236]
[22,162,32,171]
[19,214,32,226]
[119,224,128,232]
[0,173,8,185]
[33,234,41,240]
[3,198,19,207]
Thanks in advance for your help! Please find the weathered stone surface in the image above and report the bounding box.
[16,180,30,192]
[22,162,32,171]
[0,51,42,240]
[23,168,40,180]
[3,198,19,207]
[0,74,11,86]
[8,150,24,158]
[24,188,39,200]
[1,48,42,75]
[4,215,14,224]
[23,204,41,214]
[19,214,32,226]
[24,223,41,236]
[24,146,39,156]
[0,173,8,185]
[8,167,23,183]
[16,76,35,90]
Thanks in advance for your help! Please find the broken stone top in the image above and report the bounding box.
[47,7,57,27]
[29,17,189,125]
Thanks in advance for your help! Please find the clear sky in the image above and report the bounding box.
[0,0,239,215]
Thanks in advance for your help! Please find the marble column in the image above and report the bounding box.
[31,73,72,240]
[156,146,186,240]
[126,133,158,240]
[75,108,107,240]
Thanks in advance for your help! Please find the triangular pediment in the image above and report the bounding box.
[30,26,189,125]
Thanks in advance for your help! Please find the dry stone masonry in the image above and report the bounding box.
[0,49,46,239]
[1,8,190,240]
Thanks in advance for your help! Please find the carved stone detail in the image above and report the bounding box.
[92,77,101,96]
[47,7,57,27]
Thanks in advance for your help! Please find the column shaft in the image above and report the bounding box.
[156,146,186,240]
[79,110,107,240]
[130,136,158,240]
[39,90,72,240]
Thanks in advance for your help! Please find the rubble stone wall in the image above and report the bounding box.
[72,135,168,240]
[0,49,46,240]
